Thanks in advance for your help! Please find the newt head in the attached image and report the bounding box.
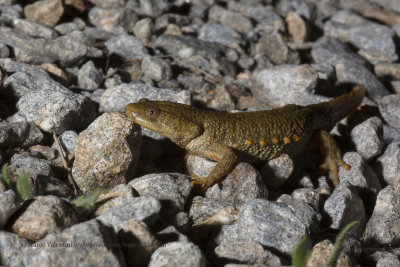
[125,99,203,147]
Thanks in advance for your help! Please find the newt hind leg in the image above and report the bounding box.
[313,130,351,186]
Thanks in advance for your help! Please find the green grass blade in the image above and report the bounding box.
[293,235,312,267]
[1,164,11,188]
[326,221,360,267]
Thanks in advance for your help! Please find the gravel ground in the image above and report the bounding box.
[1,0,400,266]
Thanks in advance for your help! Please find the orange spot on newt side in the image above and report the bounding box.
[246,139,253,146]
[283,137,291,144]
[294,135,300,141]
[272,137,279,144]
[234,142,241,148]
[259,138,267,147]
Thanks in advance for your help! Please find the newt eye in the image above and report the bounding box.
[145,107,159,119]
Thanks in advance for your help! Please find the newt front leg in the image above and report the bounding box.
[188,143,237,190]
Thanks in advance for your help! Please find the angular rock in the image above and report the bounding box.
[0,190,20,229]
[100,83,190,113]
[351,117,384,161]
[379,94,400,130]
[72,112,141,193]
[11,18,58,39]
[189,196,235,225]
[323,183,365,236]
[94,184,135,216]
[339,152,381,193]
[216,198,319,255]
[307,239,352,267]
[208,5,252,34]
[97,196,161,230]
[23,219,125,266]
[11,195,78,242]
[105,34,147,60]
[375,143,400,185]
[149,241,206,267]
[365,186,400,245]
[129,173,191,215]
[292,188,321,211]
[198,23,243,46]
[0,231,30,267]
[368,251,400,267]
[0,120,42,149]
[51,130,77,155]
[24,0,64,27]
[77,60,102,91]
[88,7,137,33]
[10,153,53,177]
[17,90,96,134]
[141,56,172,82]
[260,153,294,188]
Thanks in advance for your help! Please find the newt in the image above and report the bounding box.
[126,85,365,190]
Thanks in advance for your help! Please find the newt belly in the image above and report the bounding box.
[126,85,365,190]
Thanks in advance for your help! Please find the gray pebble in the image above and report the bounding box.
[94,184,135,216]
[88,7,137,33]
[0,42,9,58]
[383,125,400,144]
[0,190,20,229]
[216,198,319,255]
[72,112,141,194]
[141,56,172,82]
[11,195,78,242]
[323,183,365,236]
[0,231,30,267]
[368,251,400,267]
[208,5,253,34]
[375,143,400,185]
[105,34,148,60]
[100,83,190,113]
[198,23,243,46]
[129,173,191,215]
[23,219,125,266]
[11,18,58,39]
[260,153,294,189]
[77,60,102,91]
[149,241,206,267]
[17,90,97,134]
[54,22,79,35]
[365,186,400,245]
[51,130,77,155]
[379,94,400,130]
[23,0,64,27]
[292,188,321,211]
[351,117,384,161]
[189,196,234,225]
[10,153,53,177]
[339,152,381,194]
[97,196,161,230]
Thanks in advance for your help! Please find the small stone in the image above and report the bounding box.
[323,183,365,236]
[379,94,400,130]
[371,0,400,13]
[292,188,321,211]
[133,17,153,45]
[54,22,79,35]
[0,190,20,229]
[72,113,141,194]
[105,34,148,60]
[23,219,125,266]
[51,130,78,155]
[365,186,400,245]
[286,11,309,43]
[24,0,64,27]
[260,153,294,188]
[11,195,78,242]
[214,239,281,266]
[0,231,30,267]
[100,83,190,113]
[10,153,53,177]
[198,23,243,46]
[216,198,319,255]
[88,7,137,33]
[17,90,97,134]
[383,125,400,145]
[94,184,135,216]
[97,196,161,230]
[128,173,191,215]
[29,145,57,161]
[189,196,234,225]
[155,34,225,60]
[251,64,320,106]
[351,117,384,161]
[374,63,400,80]
[208,5,252,34]
[0,121,31,149]
[186,155,268,208]
[307,240,352,267]
[375,143,400,185]
[368,251,400,267]
[141,56,172,82]
[0,42,9,58]
[117,219,160,266]
[255,32,300,65]
[77,61,102,91]
[339,152,381,193]
[36,176,73,198]
[11,18,58,39]
[149,241,206,267]
[135,0,169,17]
